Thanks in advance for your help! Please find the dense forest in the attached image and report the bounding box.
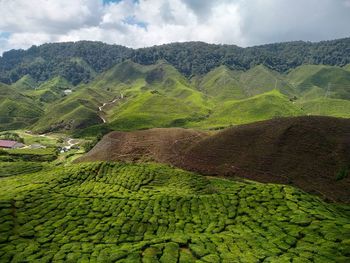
[0,38,349,85]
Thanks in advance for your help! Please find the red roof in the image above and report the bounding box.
[0,140,18,148]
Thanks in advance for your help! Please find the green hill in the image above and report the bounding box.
[23,76,73,104]
[0,161,349,262]
[194,65,297,100]
[30,62,350,134]
[12,75,38,90]
[193,65,246,100]
[89,61,211,131]
[0,83,43,131]
[190,90,304,129]
[298,98,350,118]
[32,86,111,133]
[3,60,350,134]
[287,65,350,100]
[237,65,296,97]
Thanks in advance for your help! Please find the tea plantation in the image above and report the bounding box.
[0,162,349,262]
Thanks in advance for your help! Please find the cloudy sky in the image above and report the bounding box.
[0,0,350,54]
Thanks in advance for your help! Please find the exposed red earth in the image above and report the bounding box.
[78,116,350,203]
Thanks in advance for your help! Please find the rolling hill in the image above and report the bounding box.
[181,116,350,203]
[1,60,349,134]
[78,128,208,163]
[189,90,304,129]
[89,60,211,131]
[0,40,348,135]
[23,76,73,104]
[287,65,350,100]
[78,116,350,203]
[0,83,43,131]
[32,86,112,133]
[12,75,38,90]
[192,65,246,100]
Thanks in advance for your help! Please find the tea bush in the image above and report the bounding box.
[0,162,349,262]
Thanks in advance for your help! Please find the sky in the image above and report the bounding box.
[0,0,350,54]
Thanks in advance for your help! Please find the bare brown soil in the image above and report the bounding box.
[78,127,209,163]
[77,116,350,203]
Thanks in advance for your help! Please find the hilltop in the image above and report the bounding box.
[78,116,350,203]
[78,128,208,163]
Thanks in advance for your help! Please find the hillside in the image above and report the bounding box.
[12,75,38,90]
[0,162,349,261]
[32,86,112,133]
[90,61,211,131]
[78,128,208,163]
[0,42,348,134]
[1,38,349,84]
[23,76,73,104]
[287,65,350,100]
[181,116,350,203]
[0,83,43,131]
[189,90,304,129]
[192,66,246,100]
[1,59,348,133]
[78,116,350,203]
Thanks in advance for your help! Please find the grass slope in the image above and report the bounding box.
[287,65,350,100]
[190,90,303,129]
[32,86,111,133]
[6,62,350,134]
[298,98,350,118]
[193,65,246,100]
[0,83,43,131]
[0,162,349,262]
[12,75,37,90]
[238,65,296,97]
[24,76,73,104]
[91,60,211,130]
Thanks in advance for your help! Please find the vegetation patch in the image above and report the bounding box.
[0,162,43,177]
[0,162,349,262]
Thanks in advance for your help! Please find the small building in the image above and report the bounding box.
[64,89,72,95]
[0,140,24,149]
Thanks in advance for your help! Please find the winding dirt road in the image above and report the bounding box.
[98,96,121,123]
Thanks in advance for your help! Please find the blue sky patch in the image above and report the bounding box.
[103,0,139,5]
[0,32,11,39]
[123,16,147,29]
[103,0,121,5]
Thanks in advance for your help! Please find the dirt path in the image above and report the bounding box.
[98,96,122,123]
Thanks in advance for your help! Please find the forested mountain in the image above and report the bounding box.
[0,38,349,85]
[0,41,132,85]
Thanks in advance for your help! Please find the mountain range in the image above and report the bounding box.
[0,41,349,134]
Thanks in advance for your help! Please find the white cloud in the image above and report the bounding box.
[0,0,349,54]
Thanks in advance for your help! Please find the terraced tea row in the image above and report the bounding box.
[0,162,43,177]
[0,162,349,262]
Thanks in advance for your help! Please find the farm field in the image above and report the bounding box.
[0,162,349,262]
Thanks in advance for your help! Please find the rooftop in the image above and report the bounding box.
[0,140,18,148]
